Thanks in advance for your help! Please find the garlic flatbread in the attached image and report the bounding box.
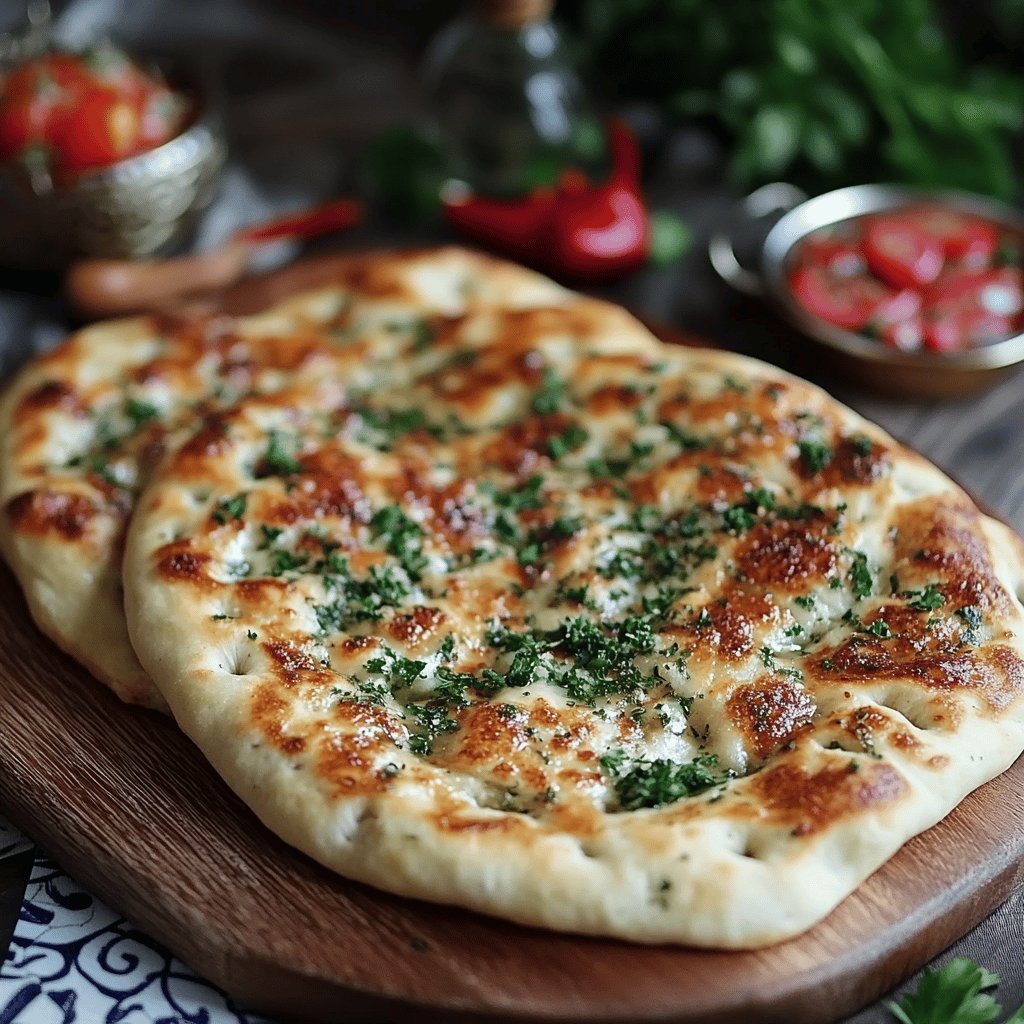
[123,284,1024,945]
[0,249,568,707]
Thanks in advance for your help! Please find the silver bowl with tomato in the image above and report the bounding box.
[0,47,225,271]
[710,183,1024,399]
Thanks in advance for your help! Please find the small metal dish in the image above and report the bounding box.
[709,182,1024,399]
[0,69,226,271]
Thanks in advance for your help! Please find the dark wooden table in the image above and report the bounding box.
[0,1,1021,1021]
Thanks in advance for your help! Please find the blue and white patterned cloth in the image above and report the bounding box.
[0,816,273,1024]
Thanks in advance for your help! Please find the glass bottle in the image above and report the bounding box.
[422,0,607,198]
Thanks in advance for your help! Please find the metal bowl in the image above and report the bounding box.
[710,182,1024,400]
[0,77,226,271]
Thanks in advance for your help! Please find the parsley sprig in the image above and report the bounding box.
[889,958,1024,1024]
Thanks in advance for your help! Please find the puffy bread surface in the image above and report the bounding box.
[121,257,1024,946]
[0,249,568,707]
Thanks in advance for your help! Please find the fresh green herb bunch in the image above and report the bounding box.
[561,0,1024,199]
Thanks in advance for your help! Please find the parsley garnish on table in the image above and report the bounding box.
[889,959,1024,1024]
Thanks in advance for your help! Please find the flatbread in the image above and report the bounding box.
[0,249,569,708]
[121,271,1024,946]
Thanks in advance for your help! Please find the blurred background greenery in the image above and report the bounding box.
[297,0,1024,200]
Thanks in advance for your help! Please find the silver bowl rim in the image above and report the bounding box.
[760,183,1024,373]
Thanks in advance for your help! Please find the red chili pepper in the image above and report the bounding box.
[548,119,648,281]
[233,198,362,245]
[548,179,648,281]
[441,120,650,282]
[441,186,555,264]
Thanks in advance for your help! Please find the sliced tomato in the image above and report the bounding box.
[908,206,999,267]
[924,309,1013,352]
[789,264,892,331]
[921,267,1022,351]
[928,266,1024,316]
[52,85,142,172]
[880,317,924,352]
[875,287,922,324]
[795,234,866,279]
[863,215,944,289]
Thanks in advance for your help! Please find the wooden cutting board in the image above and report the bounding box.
[1,256,1023,1024]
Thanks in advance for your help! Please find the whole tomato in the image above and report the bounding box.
[0,53,89,158]
[52,85,143,172]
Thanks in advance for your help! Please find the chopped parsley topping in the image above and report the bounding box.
[798,438,833,474]
[212,493,247,525]
[366,646,427,688]
[957,605,984,643]
[660,421,710,451]
[124,398,159,426]
[547,423,589,460]
[312,562,409,633]
[601,752,730,810]
[722,488,775,534]
[269,549,308,576]
[370,505,428,580]
[851,434,874,457]
[261,431,302,475]
[846,550,874,599]
[532,367,566,415]
[351,403,427,451]
[904,583,945,611]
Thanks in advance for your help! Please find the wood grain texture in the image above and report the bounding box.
[1,259,1022,1023]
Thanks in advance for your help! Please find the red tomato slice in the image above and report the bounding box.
[875,287,922,324]
[863,215,944,289]
[907,205,999,266]
[922,267,1023,351]
[924,309,1013,352]
[789,264,891,331]
[795,235,866,279]
[928,267,1024,316]
[881,317,924,352]
[52,86,142,172]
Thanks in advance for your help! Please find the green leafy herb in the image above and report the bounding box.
[548,423,589,460]
[313,563,410,633]
[269,549,309,577]
[124,397,159,427]
[212,493,247,525]
[262,431,302,475]
[957,605,984,643]
[604,753,730,810]
[648,210,693,267]
[888,957,1024,1024]
[852,434,874,457]
[532,367,567,415]
[906,583,945,611]
[847,550,874,599]
[722,488,775,533]
[798,438,833,474]
[371,505,428,580]
[563,2,1024,201]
